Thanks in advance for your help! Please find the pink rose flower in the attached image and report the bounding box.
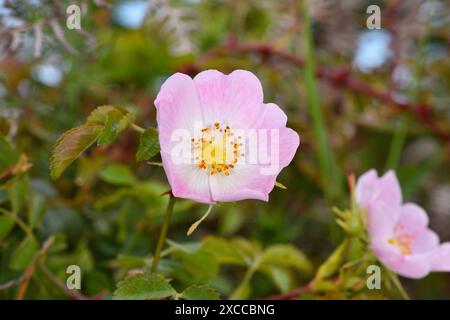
[355,169,402,214]
[155,70,300,204]
[356,169,450,278]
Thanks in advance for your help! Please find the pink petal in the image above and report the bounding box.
[378,171,403,210]
[253,103,287,129]
[209,164,274,202]
[279,128,300,168]
[208,128,299,202]
[252,127,300,174]
[372,243,431,278]
[367,202,397,242]
[387,254,431,279]
[430,242,450,272]
[192,70,227,125]
[155,73,203,153]
[160,151,214,204]
[398,203,429,232]
[412,229,439,254]
[193,69,264,128]
[355,169,379,211]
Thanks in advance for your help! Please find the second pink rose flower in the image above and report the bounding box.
[356,169,450,279]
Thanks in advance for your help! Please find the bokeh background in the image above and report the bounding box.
[0,0,449,299]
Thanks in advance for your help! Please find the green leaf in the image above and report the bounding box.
[0,214,15,240]
[261,244,312,273]
[8,178,27,213]
[136,128,160,161]
[181,285,220,300]
[87,105,133,127]
[314,239,349,281]
[98,110,135,145]
[9,236,38,271]
[97,109,124,145]
[86,106,135,145]
[176,250,220,280]
[113,273,175,300]
[202,237,246,266]
[265,266,292,293]
[116,255,146,269]
[50,124,103,180]
[86,105,121,124]
[28,193,46,229]
[301,1,343,202]
[0,134,20,173]
[166,239,202,254]
[99,163,136,186]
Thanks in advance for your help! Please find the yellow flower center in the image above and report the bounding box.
[388,234,414,255]
[192,122,244,176]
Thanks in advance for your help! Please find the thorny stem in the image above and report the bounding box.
[151,195,176,273]
[263,283,313,300]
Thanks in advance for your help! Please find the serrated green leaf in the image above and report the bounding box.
[9,236,38,271]
[0,214,15,240]
[97,109,124,145]
[261,244,312,273]
[50,124,103,180]
[181,285,220,300]
[99,163,136,186]
[99,110,135,145]
[136,128,160,161]
[87,106,135,145]
[113,273,175,300]
[86,105,120,124]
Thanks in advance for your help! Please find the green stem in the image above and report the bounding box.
[387,269,410,300]
[385,116,409,171]
[301,0,343,202]
[151,196,176,273]
[229,256,261,299]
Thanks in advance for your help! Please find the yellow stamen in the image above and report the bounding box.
[192,123,243,177]
[388,234,414,255]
